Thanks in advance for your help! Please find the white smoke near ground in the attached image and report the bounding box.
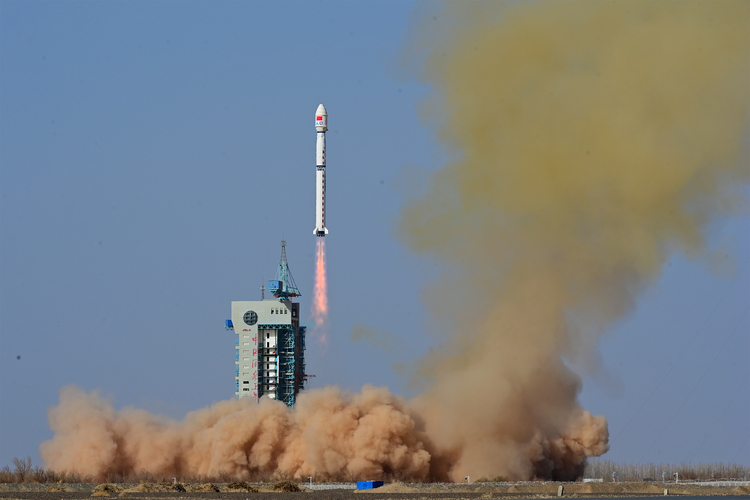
[40,0,748,483]
[41,385,431,481]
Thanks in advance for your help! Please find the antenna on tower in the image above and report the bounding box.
[268,240,301,299]
[260,284,266,300]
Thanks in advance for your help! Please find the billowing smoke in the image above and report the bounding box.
[398,0,748,479]
[41,385,431,481]
[41,0,748,482]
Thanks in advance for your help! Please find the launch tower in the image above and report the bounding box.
[225,241,306,407]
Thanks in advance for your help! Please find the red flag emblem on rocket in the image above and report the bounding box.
[316,116,322,121]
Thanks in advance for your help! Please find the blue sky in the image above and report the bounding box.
[1,1,748,470]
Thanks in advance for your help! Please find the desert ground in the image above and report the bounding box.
[1,481,749,500]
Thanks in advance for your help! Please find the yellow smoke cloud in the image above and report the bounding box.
[400,0,748,481]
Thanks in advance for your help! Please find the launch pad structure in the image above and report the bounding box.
[226,241,306,407]
[224,105,328,408]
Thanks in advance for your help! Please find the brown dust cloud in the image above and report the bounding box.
[41,1,749,482]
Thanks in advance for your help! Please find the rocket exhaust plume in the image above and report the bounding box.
[41,0,748,482]
[312,237,328,337]
[398,0,748,480]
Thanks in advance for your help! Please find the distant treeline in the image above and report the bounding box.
[1,457,255,484]
[584,458,750,482]
[2,457,373,484]
[2,456,749,484]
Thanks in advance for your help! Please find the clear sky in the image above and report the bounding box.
[1,1,748,471]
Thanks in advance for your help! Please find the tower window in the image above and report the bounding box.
[243,311,257,325]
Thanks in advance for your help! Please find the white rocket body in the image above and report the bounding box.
[314,104,328,237]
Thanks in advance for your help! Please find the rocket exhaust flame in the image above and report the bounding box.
[312,237,328,339]
[40,1,748,483]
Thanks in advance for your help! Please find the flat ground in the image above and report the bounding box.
[1,481,748,500]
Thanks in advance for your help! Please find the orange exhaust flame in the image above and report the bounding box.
[311,238,328,342]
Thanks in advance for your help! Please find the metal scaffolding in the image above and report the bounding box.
[268,240,301,299]
[279,326,296,407]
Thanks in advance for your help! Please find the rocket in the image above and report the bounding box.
[314,104,328,237]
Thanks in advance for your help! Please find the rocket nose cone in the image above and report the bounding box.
[315,104,328,132]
